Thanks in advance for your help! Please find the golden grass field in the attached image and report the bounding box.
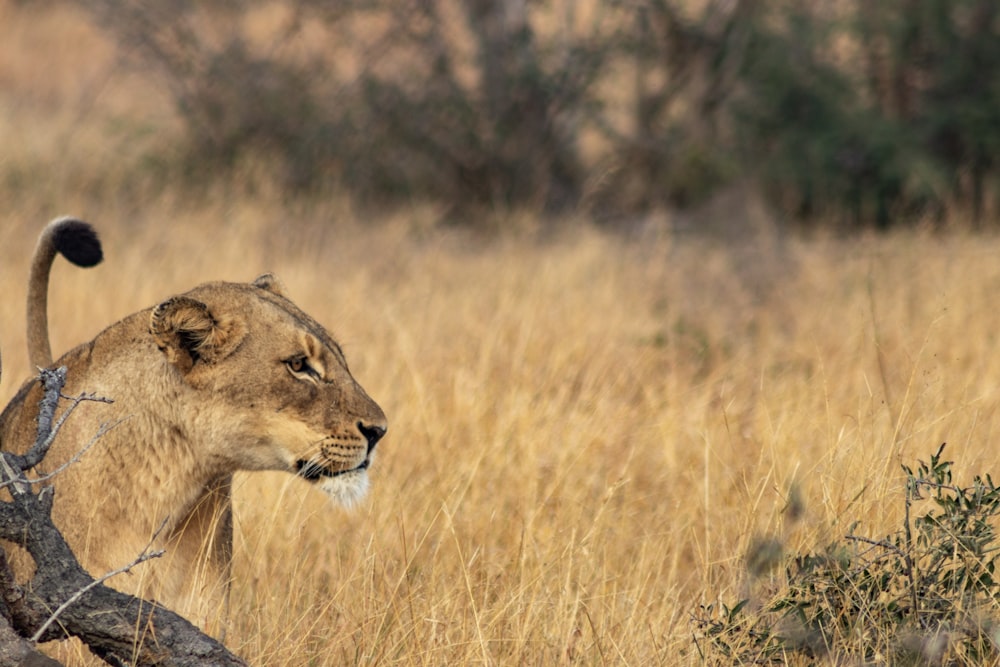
[5,2,1000,665]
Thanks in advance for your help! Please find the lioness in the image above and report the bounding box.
[0,218,387,631]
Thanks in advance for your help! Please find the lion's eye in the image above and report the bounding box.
[286,356,312,376]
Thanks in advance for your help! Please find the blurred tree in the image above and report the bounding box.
[84,0,606,214]
[76,0,1000,227]
[349,0,600,212]
[731,2,909,228]
[591,0,752,214]
[898,0,1000,225]
[460,0,584,209]
[733,0,1000,228]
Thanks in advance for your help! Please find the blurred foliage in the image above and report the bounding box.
[694,444,1000,665]
[78,0,1000,227]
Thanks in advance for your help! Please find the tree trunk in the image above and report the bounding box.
[463,0,580,210]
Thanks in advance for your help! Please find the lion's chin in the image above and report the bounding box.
[318,469,370,508]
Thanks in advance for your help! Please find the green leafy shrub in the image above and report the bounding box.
[695,444,1000,665]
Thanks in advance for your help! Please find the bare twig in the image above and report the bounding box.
[28,391,114,470]
[21,366,113,471]
[845,533,904,556]
[0,455,28,497]
[32,367,67,452]
[4,417,130,490]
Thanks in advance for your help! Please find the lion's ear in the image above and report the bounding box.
[252,273,286,297]
[150,296,247,373]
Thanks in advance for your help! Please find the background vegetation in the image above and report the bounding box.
[26,0,1000,228]
[3,1,1000,665]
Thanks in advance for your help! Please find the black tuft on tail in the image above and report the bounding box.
[52,219,103,268]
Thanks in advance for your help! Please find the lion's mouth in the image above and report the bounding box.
[296,458,369,481]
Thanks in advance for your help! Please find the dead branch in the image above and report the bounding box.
[0,367,247,666]
[29,519,166,644]
[21,366,113,471]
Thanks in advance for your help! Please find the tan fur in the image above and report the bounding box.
[26,221,62,368]
[1,223,387,633]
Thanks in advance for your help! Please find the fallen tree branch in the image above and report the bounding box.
[0,615,61,667]
[0,367,247,666]
[30,519,167,644]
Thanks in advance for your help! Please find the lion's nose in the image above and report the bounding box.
[359,423,386,453]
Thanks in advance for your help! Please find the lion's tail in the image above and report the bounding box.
[27,218,103,369]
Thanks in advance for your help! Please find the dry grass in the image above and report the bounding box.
[4,2,1000,665]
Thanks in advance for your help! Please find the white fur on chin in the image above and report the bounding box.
[320,470,370,508]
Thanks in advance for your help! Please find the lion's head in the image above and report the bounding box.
[147,274,386,506]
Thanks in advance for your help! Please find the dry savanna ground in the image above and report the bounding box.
[4,2,1000,665]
